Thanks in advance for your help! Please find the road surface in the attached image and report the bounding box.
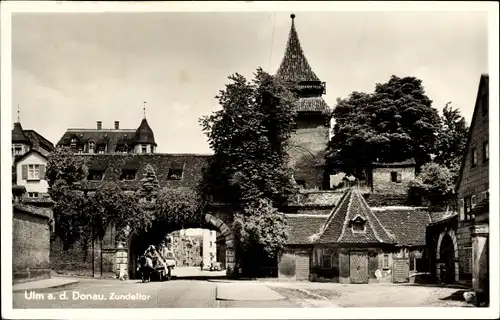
[13,268,298,308]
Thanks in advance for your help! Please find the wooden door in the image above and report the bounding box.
[392,258,410,283]
[349,251,369,284]
[295,254,310,280]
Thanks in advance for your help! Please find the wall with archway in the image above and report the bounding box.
[115,212,235,279]
[436,228,459,283]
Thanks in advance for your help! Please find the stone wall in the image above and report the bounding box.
[372,166,415,195]
[289,117,329,189]
[13,208,51,283]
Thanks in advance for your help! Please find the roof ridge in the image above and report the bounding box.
[337,189,354,242]
[316,188,351,241]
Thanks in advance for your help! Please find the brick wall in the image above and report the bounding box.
[13,209,51,283]
[289,117,329,189]
[372,166,415,195]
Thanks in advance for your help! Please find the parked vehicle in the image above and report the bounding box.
[209,261,222,271]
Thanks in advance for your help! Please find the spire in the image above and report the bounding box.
[12,121,30,144]
[135,118,157,146]
[143,101,147,119]
[17,104,20,122]
[276,13,320,83]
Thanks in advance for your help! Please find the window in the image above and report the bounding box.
[120,170,137,180]
[209,241,212,248]
[13,145,22,155]
[142,146,147,154]
[390,171,402,183]
[88,170,104,181]
[383,254,390,269]
[472,148,478,167]
[464,196,472,220]
[483,142,489,162]
[96,145,105,154]
[28,164,40,180]
[471,195,477,209]
[28,192,39,198]
[89,141,95,150]
[168,168,183,180]
[321,254,332,268]
[352,221,366,233]
[459,198,465,221]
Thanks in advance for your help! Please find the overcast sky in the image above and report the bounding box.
[12,11,488,153]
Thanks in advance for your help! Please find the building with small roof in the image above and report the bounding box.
[279,188,431,284]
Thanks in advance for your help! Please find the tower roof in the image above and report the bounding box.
[12,122,31,144]
[276,14,321,83]
[316,188,396,244]
[135,118,157,146]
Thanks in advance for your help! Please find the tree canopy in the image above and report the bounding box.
[408,162,455,210]
[200,68,297,206]
[434,102,469,181]
[326,75,442,178]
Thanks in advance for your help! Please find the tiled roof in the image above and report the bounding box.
[373,158,416,168]
[316,188,396,244]
[285,214,328,245]
[57,129,137,152]
[135,118,157,146]
[276,14,320,83]
[24,130,55,153]
[373,208,431,246]
[71,153,211,191]
[296,97,330,114]
[12,122,31,144]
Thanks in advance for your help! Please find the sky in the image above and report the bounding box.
[12,10,489,154]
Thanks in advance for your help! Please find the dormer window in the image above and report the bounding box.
[88,170,105,181]
[120,169,137,181]
[350,215,367,233]
[96,145,106,154]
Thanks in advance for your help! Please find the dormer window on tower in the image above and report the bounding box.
[349,215,367,233]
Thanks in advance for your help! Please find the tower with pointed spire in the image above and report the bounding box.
[276,14,331,190]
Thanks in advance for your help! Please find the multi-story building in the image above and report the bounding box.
[57,118,156,154]
[12,121,55,199]
[200,229,217,268]
[426,74,489,289]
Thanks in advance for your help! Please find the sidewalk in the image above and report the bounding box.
[13,277,80,293]
[216,282,286,301]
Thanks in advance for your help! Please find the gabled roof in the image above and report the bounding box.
[315,188,396,244]
[276,14,321,83]
[13,148,47,164]
[456,73,489,190]
[373,207,431,246]
[373,158,416,168]
[285,214,328,245]
[296,97,330,114]
[135,118,156,146]
[23,130,55,153]
[12,122,31,144]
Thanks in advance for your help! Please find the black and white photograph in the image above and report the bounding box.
[1,1,498,319]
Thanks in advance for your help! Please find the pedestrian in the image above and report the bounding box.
[200,261,204,271]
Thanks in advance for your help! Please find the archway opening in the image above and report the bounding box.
[439,233,456,284]
[127,214,233,280]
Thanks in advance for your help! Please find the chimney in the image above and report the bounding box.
[114,121,119,129]
[97,121,102,130]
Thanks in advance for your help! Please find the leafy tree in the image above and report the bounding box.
[137,164,160,200]
[154,187,203,225]
[232,199,288,277]
[408,162,455,210]
[434,102,469,181]
[45,146,88,188]
[200,68,297,206]
[326,75,442,178]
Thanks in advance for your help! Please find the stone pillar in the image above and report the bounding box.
[472,223,489,291]
[115,242,128,280]
[225,248,235,277]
